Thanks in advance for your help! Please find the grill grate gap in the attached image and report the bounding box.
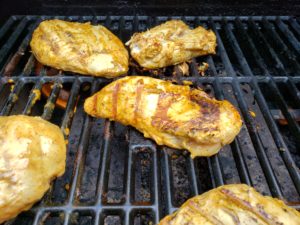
[77,118,105,205]
[102,122,128,205]
[131,147,154,205]
[69,211,95,225]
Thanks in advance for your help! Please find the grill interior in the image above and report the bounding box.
[0,15,300,225]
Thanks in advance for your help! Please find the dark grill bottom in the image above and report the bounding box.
[0,15,300,225]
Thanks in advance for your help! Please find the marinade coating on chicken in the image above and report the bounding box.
[84,76,241,157]
[30,19,129,77]
[126,20,217,69]
[0,115,66,223]
[159,184,300,225]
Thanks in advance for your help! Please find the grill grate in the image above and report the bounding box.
[0,15,300,225]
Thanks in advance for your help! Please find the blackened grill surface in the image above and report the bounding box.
[0,15,300,225]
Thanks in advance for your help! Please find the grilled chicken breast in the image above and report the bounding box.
[126,20,216,69]
[0,115,66,223]
[30,19,129,77]
[159,184,300,225]
[84,76,242,157]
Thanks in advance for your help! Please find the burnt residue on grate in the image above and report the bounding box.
[0,15,300,225]
[131,147,154,205]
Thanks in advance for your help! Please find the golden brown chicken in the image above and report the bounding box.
[126,20,217,69]
[30,19,129,77]
[159,184,300,225]
[84,76,242,157]
[0,115,66,223]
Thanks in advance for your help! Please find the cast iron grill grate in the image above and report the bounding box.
[0,15,300,225]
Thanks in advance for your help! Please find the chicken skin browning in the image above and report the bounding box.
[159,184,300,225]
[30,19,129,77]
[126,20,217,69]
[0,115,66,223]
[84,76,242,157]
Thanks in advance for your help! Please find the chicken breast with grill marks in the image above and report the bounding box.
[30,19,129,77]
[0,115,66,223]
[159,184,300,225]
[126,20,217,69]
[84,76,242,157]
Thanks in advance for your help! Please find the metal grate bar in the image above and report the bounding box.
[286,79,300,103]
[234,19,269,76]
[0,17,15,41]
[94,17,113,209]
[275,18,300,55]
[152,147,160,223]
[162,148,175,214]
[64,116,92,225]
[195,18,225,187]
[223,19,252,76]
[22,55,36,76]
[67,82,98,204]
[32,211,43,225]
[267,81,300,139]
[233,18,300,193]
[261,19,300,73]
[225,19,298,146]
[0,17,29,68]
[60,78,81,134]
[210,19,284,198]
[1,18,42,75]
[288,17,300,37]
[221,18,300,149]
[41,82,62,120]
[188,157,200,195]
[22,80,42,115]
[252,82,300,193]
[95,120,111,205]
[248,19,287,75]
[0,80,24,116]
[209,152,224,186]
[225,21,300,198]
[217,21,272,189]
[124,136,134,208]
[209,57,251,185]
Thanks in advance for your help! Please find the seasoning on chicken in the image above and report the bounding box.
[159,184,300,225]
[84,76,241,157]
[126,20,216,69]
[30,19,129,77]
[0,115,66,223]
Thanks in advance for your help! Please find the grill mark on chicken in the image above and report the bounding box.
[188,201,225,225]
[112,83,120,120]
[151,93,180,131]
[134,79,144,123]
[151,92,220,134]
[220,189,284,225]
[190,94,220,133]
[222,207,241,225]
